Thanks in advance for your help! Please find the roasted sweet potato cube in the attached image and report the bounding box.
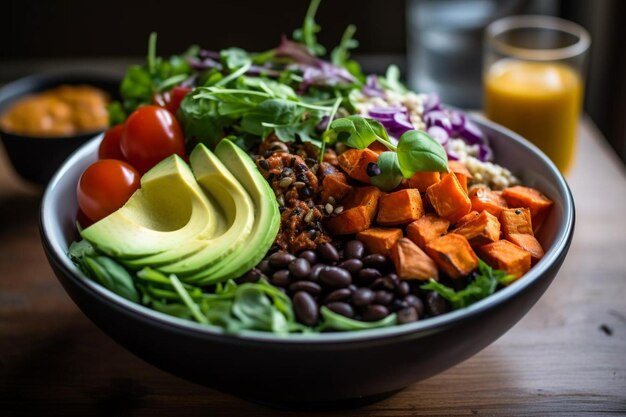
[321,173,353,203]
[368,141,388,154]
[357,227,403,256]
[426,172,472,224]
[507,233,545,264]
[406,214,450,250]
[446,161,473,193]
[469,186,509,217]
[324,187,383,235]
[452,210,501,247]
[501,186,553,231]
[337,148,379,184]
[479,240,531,280]
[390,238,439,281]
[455,211,479,228]
[377,189,424,226]
[425,233,478,279]
[500,207,533,238]
[407,171,441,192]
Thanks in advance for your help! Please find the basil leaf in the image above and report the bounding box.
[329,115,386,149]
[319,307,396,331]
[371,151,403,191]
[396,130,448,178]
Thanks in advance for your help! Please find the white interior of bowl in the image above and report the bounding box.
[41,117,574,343]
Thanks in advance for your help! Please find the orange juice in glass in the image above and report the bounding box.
[483,16,590,174]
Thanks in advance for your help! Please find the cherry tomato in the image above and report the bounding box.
[153,86,192,115]
[121,105,186,174]
[98,124,126,161]
[76,209,95,229]
[77,159,141,222]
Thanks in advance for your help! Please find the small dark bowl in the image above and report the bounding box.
[0,72,121,185]
[40,116,574,409]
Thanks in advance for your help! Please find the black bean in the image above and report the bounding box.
[308,229,318,240]
[397,307,418,324]
[348,284,358,292]
[299,187,313,198]
[404,295,425,317]
[366,162,381,177]
[369,276,394,291]
[296,174,308,183]
[352,287,375,307]
[363,305,390,322]
[282,167,293,177]
[425,292,450,317]
[317,243,340,263]
[258,159,269,170]
[390,298,408,312]
[396,281,410,297]
[271,270,291,287]
[358,268,382,284]
[338,259,363,274]
[238,268,262,283]
[295,163,307,172]
[324,288,352,303]
[308,264,325,282]
[269,251,296,268]
[327,302,355,319]
[319,266,352,288]
[386,273,399,284]
[289,258,311,280]
[257,259,272,275]
[362,254,388,269]
[374,290,394,306]
[289,281,322,296]
[299,250,317,264]
[293,292,319,326]
[344,240,365,259]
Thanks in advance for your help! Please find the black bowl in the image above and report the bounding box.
[39,117,574,408]
[0,72,121,185]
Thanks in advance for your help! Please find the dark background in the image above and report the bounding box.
[2,0,625,164]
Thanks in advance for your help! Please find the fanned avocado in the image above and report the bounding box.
[80,155,220,258]
[182,139,280,284]
[152,143,256,274]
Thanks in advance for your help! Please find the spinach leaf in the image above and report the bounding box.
[329,115,388,149]
[371,151,403,191]
[292,0,326,56]
[241,99,303,137]
[421,260,514,309]
[319,307,396,331]
[177,93,234,148]
[220,47,252,70]
[396,130,448,178]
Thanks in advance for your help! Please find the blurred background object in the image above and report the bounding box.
[1,0,624,164]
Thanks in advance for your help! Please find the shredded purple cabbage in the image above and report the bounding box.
[368,106,413,138]
[362,75,385,98]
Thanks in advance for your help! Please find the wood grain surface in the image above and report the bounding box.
[1,119,625,417]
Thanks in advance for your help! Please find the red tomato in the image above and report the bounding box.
[153,86,192,114]
[76,209,95,229]
[121,105,186,174]
[98,124,126,161]
[77,159,141,222]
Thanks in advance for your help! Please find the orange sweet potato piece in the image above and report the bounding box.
[452,210,501,247]
[501,186,553,231]
[368,141,388,154]
[390,238,439,281]
[446,161,473,193]
[500,207,533,238]
[407,171,441,192]
[321,173,353,203]
[426,172,472,224]
[324,186,383,235]
[377,189,424,226]
[337,148,379,184]
[406,214,450,250]
[425,233,478,279]
[479,240,531,280]
[507,233,545,264]
[357,227,403,256]
[455,211,479,228]
[469,186,508,217]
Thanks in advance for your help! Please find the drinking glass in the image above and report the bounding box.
[483,15,590,173]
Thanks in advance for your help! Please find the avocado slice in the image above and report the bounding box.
[145,143,255,273]
[182,139,280,284]
[80,155,221,258]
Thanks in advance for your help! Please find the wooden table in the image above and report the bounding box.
[1,118,625,416]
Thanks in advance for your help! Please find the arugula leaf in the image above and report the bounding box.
[119,65,153,111]
[396,130,448,178]
[421,260,514,309]
[220,47,252,70]
[293,0,326,56]
[82,256,139,303]
[379,64,408,94]
[318,307,396,331]
[331,24,358,67]
[241,99,304,137]
[177,93,234,148]
[371,151,403,191]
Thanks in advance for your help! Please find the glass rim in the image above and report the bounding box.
[485,15,591,61]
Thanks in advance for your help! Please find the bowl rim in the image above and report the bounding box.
[40,116,575,345]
